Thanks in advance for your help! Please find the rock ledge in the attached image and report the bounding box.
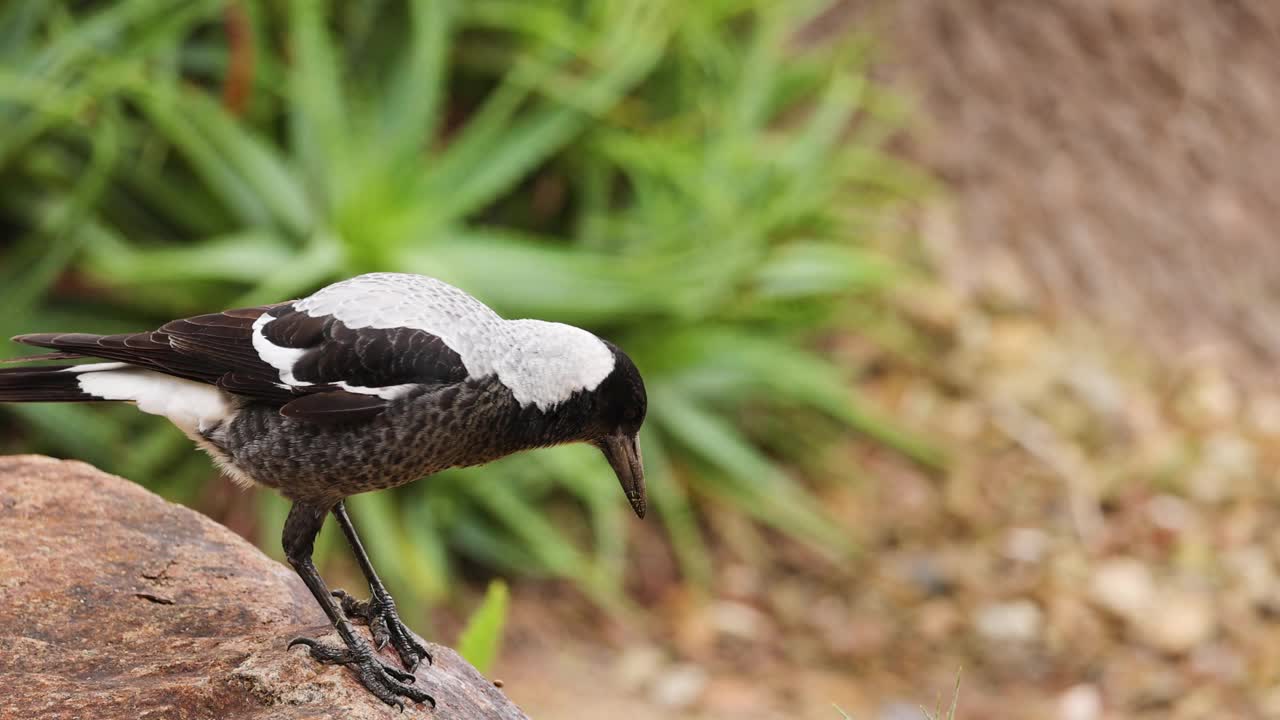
[0,455,527,720]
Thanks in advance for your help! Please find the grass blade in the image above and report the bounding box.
[651,384,855,557]
[288,0,347,207]
[454,579,509,673]
[379,0,455,160]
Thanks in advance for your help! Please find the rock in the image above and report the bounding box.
[1174,366,1239,427]
[0,455,527,720]
[614,645,665,692]
[1224,547,1280,607]
[1002,527,1051,564]
[1144,494,1197,533]
[647,663,708,709]
[1186,432,1256,503]
[1132,590,1216,655]
[1056,683,1102,720]
[1088,557,1155,618]
[710,600,771,641]
[974,599,1042,644]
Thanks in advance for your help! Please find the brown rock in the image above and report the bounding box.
[0,455,527,720]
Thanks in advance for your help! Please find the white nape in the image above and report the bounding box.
[492,319,615,409]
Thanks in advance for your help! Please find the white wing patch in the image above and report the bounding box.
[335,381,419,400]
[76,367,236,436]
[251,314,309,387]
[249,314,419,400]
[62,362,129,373]
[295,273,615,409]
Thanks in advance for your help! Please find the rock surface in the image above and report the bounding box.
[0,455,528,720]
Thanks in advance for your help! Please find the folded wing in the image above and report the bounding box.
[12,302,471,424]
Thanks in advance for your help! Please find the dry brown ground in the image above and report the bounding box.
[865,0,1280,385]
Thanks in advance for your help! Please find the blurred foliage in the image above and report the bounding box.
[455,579,509,673]
[0,0,936,608]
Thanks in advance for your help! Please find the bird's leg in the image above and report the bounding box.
[282,502,435,710]
[330,500,432,670]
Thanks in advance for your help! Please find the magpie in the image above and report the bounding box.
[0,272,647,709]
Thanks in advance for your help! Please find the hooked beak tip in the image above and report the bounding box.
[628,493,647,519]
[599,433,647,520]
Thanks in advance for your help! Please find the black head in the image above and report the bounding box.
[589,344,648,518]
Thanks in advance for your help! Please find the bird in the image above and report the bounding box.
[0,272,647,709]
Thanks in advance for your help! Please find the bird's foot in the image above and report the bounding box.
[333,588,433,671]
[288,634,435,710]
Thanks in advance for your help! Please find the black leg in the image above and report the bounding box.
[331,501,433,670]
[282,502,435,710]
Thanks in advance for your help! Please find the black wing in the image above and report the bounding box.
[12,302,469,424]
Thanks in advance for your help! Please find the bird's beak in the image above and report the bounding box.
[598,432,646,519]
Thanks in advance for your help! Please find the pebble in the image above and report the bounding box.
[1003,527,1051,564]
[1175,366,1238,426]
[1089,557,1154,618]
[1187,432,1256,503]
[1145,494,1196,533]
[1133,590,1215,655]
[1057,683,1102,720]
[614,645,665,691]
[1224,547,1279,605]
[711,600,770,641]
[649,663,709,709]
[975,599,1042,643]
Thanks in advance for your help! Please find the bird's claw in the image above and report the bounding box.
[332,588,433,670]
[288,635,435,709]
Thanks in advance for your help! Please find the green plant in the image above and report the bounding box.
[455,579,510,673]
[0,0,937,608]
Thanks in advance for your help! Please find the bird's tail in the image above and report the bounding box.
[1,353,235,437]
[0,363,113,403]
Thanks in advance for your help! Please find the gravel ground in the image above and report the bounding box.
[493,288,1280,719]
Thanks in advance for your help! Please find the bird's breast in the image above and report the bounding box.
[215,378,530,503]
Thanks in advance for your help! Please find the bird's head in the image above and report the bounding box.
[586,344,648,519]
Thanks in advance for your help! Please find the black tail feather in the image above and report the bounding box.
[0,351,86,364]
[0,365,102,403]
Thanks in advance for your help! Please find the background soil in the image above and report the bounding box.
[494,3,1280,718]
[876,0,1280,385]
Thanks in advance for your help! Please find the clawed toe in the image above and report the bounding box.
[332,588,372,618]
[387,619,432,670]
[288,635,353,664]
[288,633,435,709]
[331,588,433,670]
